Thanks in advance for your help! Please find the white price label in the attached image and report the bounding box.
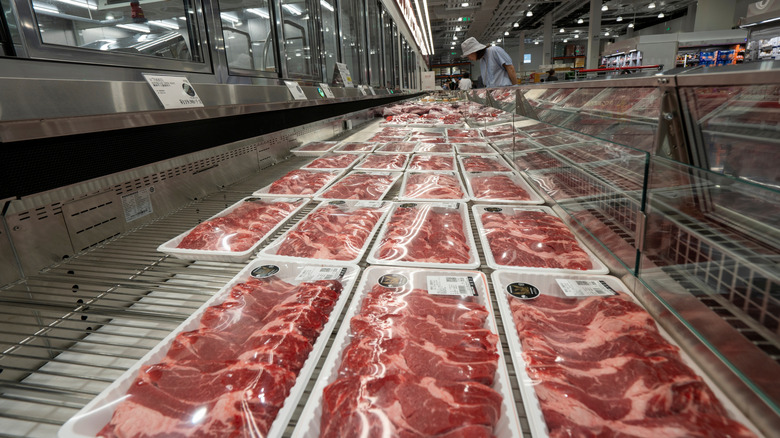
[355,201,384,208]
[427,276,477,297]
[285,80,308,100]
[264,197,299,203]
[357,85,368,96]
[295,266,346,281]
[556,279,616,297]
[143,74,204,109]
[335,62,354,87]
[319,83,335,98]
[436,202,460,210]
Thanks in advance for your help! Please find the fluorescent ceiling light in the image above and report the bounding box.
[320,0,333,11]
[601,4,608,11]
[221,12,240,23]
[563,38,568,42]
[496,38,501,42]
[282,4,303,15]
[526,10,532,16]
[33,3,60,13]
[247,8,270,18]
[648,2,655,8]
[461,2,468,7]
[514,22,519,27]
[149,20,179,30]
[504,31,509,36]
[628,22,634,27]
[577,18,584,24]
[560,28,565,32]
[616,16,622,21]
[574,34,579,38]
[117,23,150,32]
[53,0,96,10]
[658,12,664,17]
[604,31,610,35]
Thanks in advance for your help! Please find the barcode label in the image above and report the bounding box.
[427,276,477,297]
[355,201,384,208]
[267,197,299,203]
[556,279,616,297]
[437,203,459,210]
[295,266,346,281]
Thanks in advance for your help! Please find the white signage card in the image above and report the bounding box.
[284,80,308,100]
[335,62,354,87]
[357,85,368,96]
[556,279,617,297]
[122,188,153,222]
[421,71,436,90]
[143,74,204,109]
[319,83,335,98]
[368,86,376,95]
[427,276,477,297]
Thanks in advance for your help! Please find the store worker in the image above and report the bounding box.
[546,68,559,82]
[459,73,473,90]
[461,37,517,87]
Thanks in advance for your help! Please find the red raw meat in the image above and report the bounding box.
[480,124,516,137]
[458,144,495,154]
[369,135,407,142]
[446,128,482,138]
[462,156,512,172]
[275,205,382,260]
[417,137,448,144]
[357,154,407,170]
[481,210,592,270]
[319,173,396,200]
[408,155,455,171]
[470,174,531,201]
[375,205,472,264]
[512,151,566,171]
[508,293,755,438]
[403,173,464,199]
[305,154,360,169]
[448,137,488,144]
[415,143,454,153]
[378,142,418,153]
[176,200,299,251]
[268,169,337,195]
[337,142,375,152]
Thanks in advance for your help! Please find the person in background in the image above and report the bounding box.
[546,68,559,82]
[461,37,517,87]
[459,73,473,90]
[449,78,458,90]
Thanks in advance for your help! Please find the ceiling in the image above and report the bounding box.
[426,0,698,65]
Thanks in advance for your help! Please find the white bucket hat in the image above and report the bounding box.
[461,37,487,56]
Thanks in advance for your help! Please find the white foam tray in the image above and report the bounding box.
[332,142,378,153]
[156,196,309,263]
[455,143,501,155]
[407,153,458,172]
[314,171,402,201]
[366,201,481,269]
[353,153,410,171]
[458,154,514,173]
[398,171,469,202]
[259,200,391,265]
[291,266,523,438]
[301,153,362,170]
[252,168,345,198]
[491,270,761,438]
[290,141,340,156]
[58,260,361,438]
[375,141,419,154]
[463,171,544,204]
[472,205,609,274]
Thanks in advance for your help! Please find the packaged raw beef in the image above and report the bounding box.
[399,172,467,201]
[414,142,455,153]
[260,201,390,264]
[354,153,408,171]
[446,128,482,138]
[473,205,607,273]
[377,126,412,137]
[376,141,418,153]
[316,171,401,201]
[553,141,644,164]
[416,136,447,144]
[511,150,567,171]
[447,137,489,144]
[368,135,407,143]
[479,123,516,137]
[460,155,513,172]
[367,202,480,268]
[254,169,343,197]
[464,172,543,204]
[60,260,360,438]
[408,131,444,139]
[523,127,564,138]
[333,142,377,153]
[303,153,361,169]
[290,266,522,438]
[157,197,307,262]
[407,153,456,171]
[532,133,586,147]
[291,141,339,156]
[526,167,608,200]
[456,144,498,155]
[492,271,757,438]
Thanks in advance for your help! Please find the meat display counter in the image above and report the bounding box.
[0,83,777,437]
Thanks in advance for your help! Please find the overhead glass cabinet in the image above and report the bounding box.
[217,0,277,74]
[381,7,394,88]
[338,0,364,84]
[279,0,318,78]
[366,0,381,87]
[319,0,338,82]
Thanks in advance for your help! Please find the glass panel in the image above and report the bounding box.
[1,0,22,55]
[640,157,780,415]
[339,0,365,84]
[31,0,201,61]
[366,0,381,87]
[280,0,317,77]
[381,7,393,89]
[319,0,338,82]
[680,85,780,189]
[391,23,399,87]
[218,0,276,73]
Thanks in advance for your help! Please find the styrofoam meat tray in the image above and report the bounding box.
[156,196,309,263]
[366,201,481,269]
[398,171,470,202]
[259,200,392,265]
[491,270,761,438]
[314,171,402,201]
[290,141,340,156]
[472,205,609,274]
[252,168,345,198]
[458,154,514,173]
[58,260,361,438]
[463,171,544,204]
[291,266,523,438]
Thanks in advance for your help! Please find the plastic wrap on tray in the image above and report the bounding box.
[414,142,455,153]
[553,141,644,164]
[157,197,308,262]
[367,202,480,268]
[253,169,343,197]
[333,142,377,153]
[291,141,339,156]
[511,150,567,171]
[456,143,499,155]
[491,270,758,438]
[316,171,401,201]
[407,153,456,171]
[473,205,608,273]
[460,155,513,172]
[376,141,419,153]
[446,128,483,138]
[399,172,467,201]
[303,153,361,169]
[291,266,522,438]
[354,153,408,171]
[416,136,447,144]
[260,201,390,264]
[447,136,489,143]
[368,135,407,143]
[60,260,360,438]
[464,172,543,204]
[479,123,516,137]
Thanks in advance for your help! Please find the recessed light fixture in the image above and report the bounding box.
[658,12,664,17]
[577,18,584,24]
[616,16,623,21]
[560,28,565,32]
[604,31,610,36]
[628,22,634,28]
[504,31,509,36]
[574,34,579,38]
[601,4,608,11]
[526,10,532,16]
[563,38,568,42]
[514,22,519,27]
[648,2,655,8]
[496,38,501,42]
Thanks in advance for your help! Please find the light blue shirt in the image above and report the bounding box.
[480,46,514,88]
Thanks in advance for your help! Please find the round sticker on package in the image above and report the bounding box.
[251,265,280,278]
[329,200,346,205]
[399,203,417,209]
[506,282,540,300]
[377,274,408,289]
[485,207,503,213]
